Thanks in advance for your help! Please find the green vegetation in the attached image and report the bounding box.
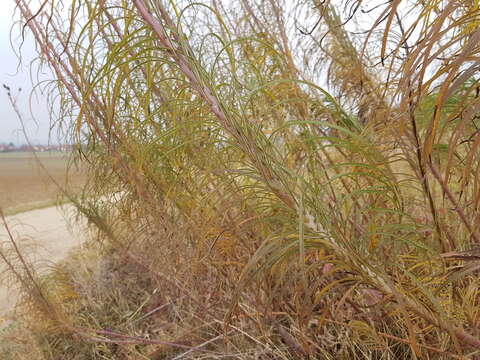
[2,0,480,358]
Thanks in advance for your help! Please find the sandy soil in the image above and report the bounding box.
[0,204,85,323]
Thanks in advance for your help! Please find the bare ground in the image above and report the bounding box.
[0,152,85,215]
[0,204,85,324]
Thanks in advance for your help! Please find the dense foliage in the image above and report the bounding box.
[3,0,480,358]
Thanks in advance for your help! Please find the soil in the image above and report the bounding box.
[0,204,85,323]
[0,152,85,214]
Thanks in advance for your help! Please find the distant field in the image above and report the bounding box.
[0,152,86,215]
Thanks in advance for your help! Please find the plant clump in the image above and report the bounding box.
[2,0,480,358]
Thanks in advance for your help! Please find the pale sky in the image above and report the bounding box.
[0,2,53,145]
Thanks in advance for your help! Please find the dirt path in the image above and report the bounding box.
[0,205,85,322]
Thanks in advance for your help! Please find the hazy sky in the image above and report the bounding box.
[0,2,53,145]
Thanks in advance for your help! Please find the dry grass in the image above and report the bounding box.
[2,0,480,359]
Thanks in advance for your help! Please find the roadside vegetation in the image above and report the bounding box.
[2,0,480,358]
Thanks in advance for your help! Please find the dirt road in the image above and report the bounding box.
[0,205,85,322]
